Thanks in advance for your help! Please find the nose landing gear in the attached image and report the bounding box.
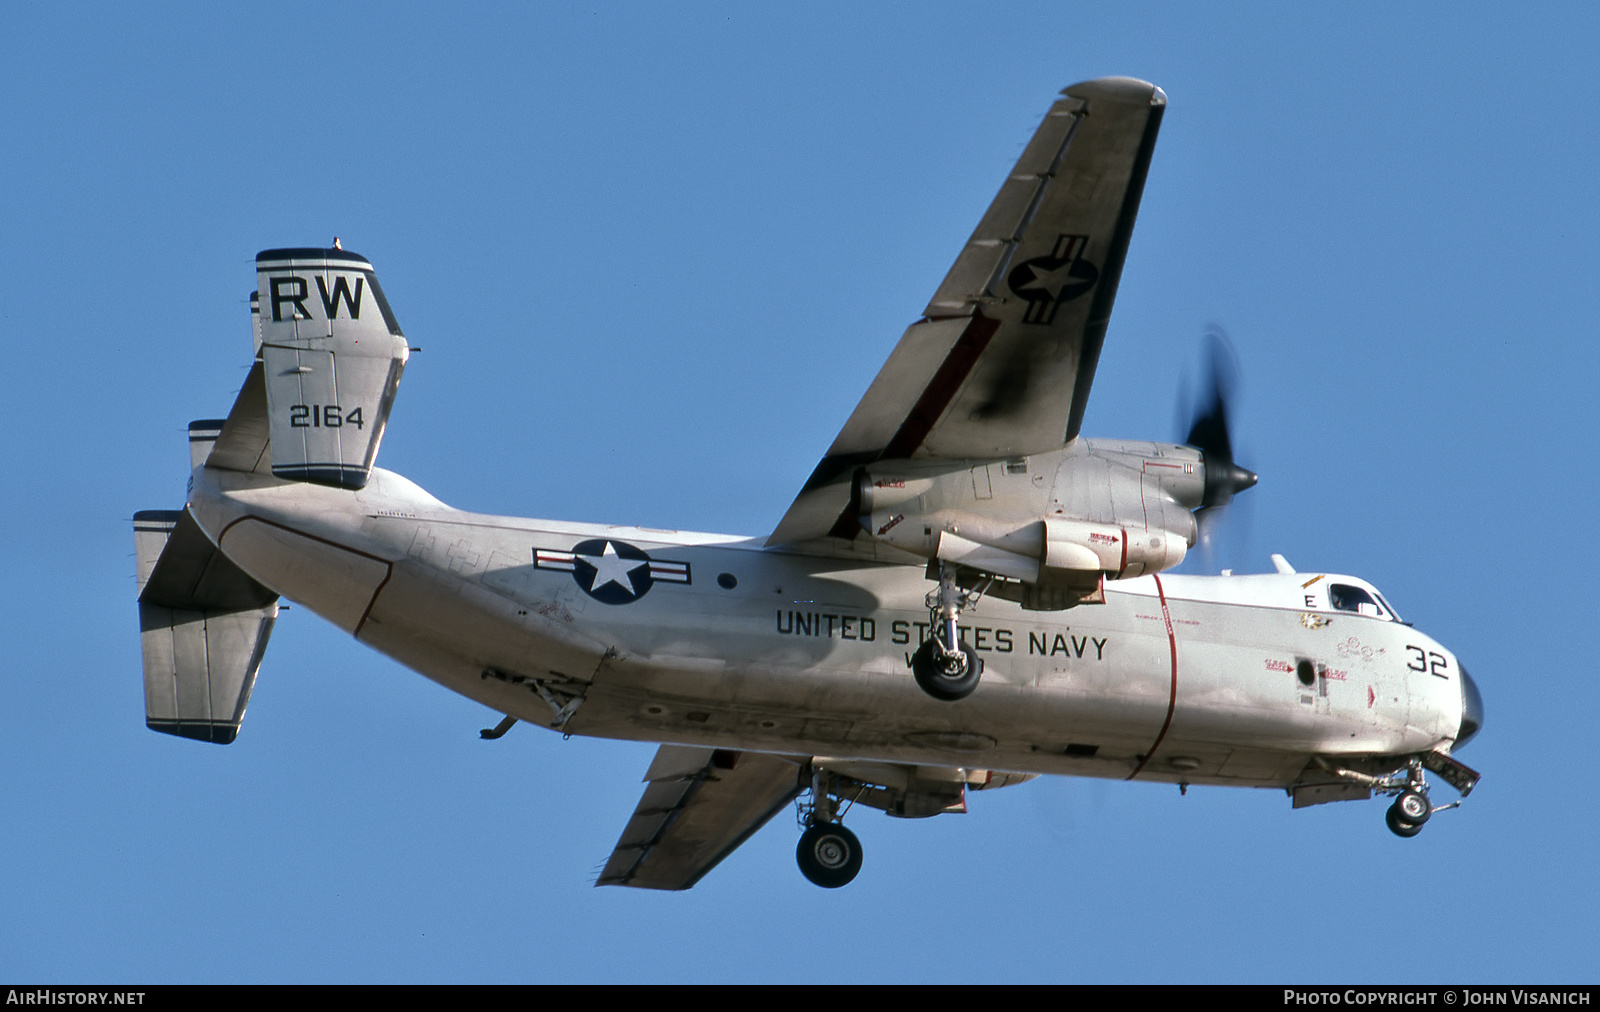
[1380,759,1457,838]
[1313,753,1476,839]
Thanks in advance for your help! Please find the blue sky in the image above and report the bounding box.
[3,2,1595,983]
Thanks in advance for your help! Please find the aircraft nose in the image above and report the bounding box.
[1457,666,1484,749]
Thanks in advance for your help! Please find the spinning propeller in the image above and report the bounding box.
[1181,327,1257,551]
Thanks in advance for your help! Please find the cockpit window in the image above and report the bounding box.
[1329,584,1389,619]
[1374,592,1404,624]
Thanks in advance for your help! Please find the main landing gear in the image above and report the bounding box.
[795,767,863,888]
[911,562,984,701]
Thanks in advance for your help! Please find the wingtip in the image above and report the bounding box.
[1062,77,1166,106]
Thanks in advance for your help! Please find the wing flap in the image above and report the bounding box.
[596,746,805,891]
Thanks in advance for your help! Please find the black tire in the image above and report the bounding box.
[1394,789,1432,825]
[1386,804,1424,838]
[796,821,863,888]
[912,639,981,701]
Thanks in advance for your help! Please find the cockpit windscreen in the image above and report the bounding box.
[1329,583,1398,621]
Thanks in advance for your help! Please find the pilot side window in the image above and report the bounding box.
[1329,584,1389,619]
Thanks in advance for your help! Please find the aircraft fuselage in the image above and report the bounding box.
[186,464,1466,789]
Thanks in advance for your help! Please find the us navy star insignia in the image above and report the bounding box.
[534,538,692,604]
[1006,233,1099,325]
[1015,259,1085,300]
[583,541,646,595]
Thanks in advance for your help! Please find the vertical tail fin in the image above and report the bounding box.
[255,247,410,490]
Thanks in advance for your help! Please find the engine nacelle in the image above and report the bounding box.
[870,513,1187,582]
[858,438,1203,590]
[1043,517,1188,577]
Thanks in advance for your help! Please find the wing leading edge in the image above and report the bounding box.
[770,78,1166,546]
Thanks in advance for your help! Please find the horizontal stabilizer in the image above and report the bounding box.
[256,248,409,490]
[188,419,226,470]
[134,510,278,744]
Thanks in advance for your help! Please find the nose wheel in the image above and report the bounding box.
[1382,761,1451,838]
[1385,803,1425,838]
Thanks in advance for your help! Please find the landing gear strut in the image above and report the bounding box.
[795,766,863,888]
[911,562,983,701]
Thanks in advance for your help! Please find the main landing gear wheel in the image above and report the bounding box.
[912,562,985,701]
[796,822,862,888]
[912,639,981,701]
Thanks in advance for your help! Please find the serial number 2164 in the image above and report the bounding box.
[289,404,365,429]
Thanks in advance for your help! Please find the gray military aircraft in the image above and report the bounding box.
[134,77,1481,890]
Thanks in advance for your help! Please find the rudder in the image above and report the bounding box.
[254,247,410,490]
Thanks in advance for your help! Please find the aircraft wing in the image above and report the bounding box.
[596,745,806,890]
[770,77,1166,545]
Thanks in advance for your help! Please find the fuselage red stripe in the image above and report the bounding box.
[1127,572,1178,780]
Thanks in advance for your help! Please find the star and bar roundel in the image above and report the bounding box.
[534,539,691,604]
[1006,233,1099,325]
